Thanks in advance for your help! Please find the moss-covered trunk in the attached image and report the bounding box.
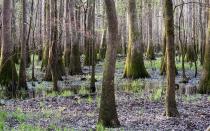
[123,0,149,79]
[0,0,18,97]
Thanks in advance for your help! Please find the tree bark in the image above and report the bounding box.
[98,0,120,127]
[199,4,210,94]
[69,0,82,75]
[164,0,179,117]
[146,0,155,60]
[123,0,150,79]
[18,0,28,90]
[0,0,18,97]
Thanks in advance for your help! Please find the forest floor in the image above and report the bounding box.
[0,56,210,130]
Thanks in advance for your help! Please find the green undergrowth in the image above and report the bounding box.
[182,94,202,103]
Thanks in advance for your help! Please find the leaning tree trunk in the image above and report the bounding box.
[0,0,18,97]
[164,0,179,117]
[199,6,210,94]
[98,0,120,127]
[123,0,150,79]
[18,0,28,90]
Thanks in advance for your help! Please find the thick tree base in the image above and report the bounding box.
[64,50,71,67]
[98,118,120,128]
[0,60,18,98]
[163,108,180,117]
[123,59,150,79]
[146,47,156,60]
[199,78,210,94]
[0,60,18,86]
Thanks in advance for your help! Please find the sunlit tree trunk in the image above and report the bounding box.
[123,0,150,79]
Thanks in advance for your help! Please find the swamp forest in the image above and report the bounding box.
[0,0,210,130]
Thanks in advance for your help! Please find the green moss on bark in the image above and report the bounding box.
[41,44,49,70]
[146,44,155,60]
[0,59,18,86]
[124,50,150,79]
[64,49,71,67]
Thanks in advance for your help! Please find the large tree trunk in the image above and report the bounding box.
[84,0,96,66]
[49,0,59,91]
[98,0,120,127]
[64,0,71,67]
[123,0,150,79]
[0,0,18,97]
[0,6,2,56]
[164,0,179,117]
[18,0,28,90]
[69,0,82,75]
[199,5,210,94]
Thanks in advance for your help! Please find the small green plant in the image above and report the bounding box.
[149,88,163,102]
[0,111,8,130]
[79,86,87,95]
[47,91,58,97]
[12,108,26,122]
[18,124,44,131]
[61,90,73,97]
[88,96,93,104]
[42,109,53,118]
[183,94,202,102]
[96,97,100,108]
[96,123,105,131]
[36,83,46,93]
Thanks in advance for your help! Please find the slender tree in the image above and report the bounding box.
[146,0,155,60]
[64,0,71,67]
[163,0,179,117]
[98,0,120,127]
